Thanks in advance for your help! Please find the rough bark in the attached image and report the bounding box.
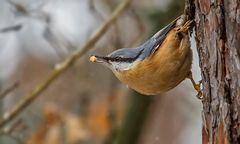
[193,0,240,143]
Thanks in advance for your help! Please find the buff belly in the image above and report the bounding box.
[115,29,192,95]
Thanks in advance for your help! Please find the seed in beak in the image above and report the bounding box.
[89,56,97,62]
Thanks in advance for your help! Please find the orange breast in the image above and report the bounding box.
[114,29,192,95]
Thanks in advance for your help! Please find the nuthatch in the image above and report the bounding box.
[90,16,201,97]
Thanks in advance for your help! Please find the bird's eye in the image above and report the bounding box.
[114,56,123,60]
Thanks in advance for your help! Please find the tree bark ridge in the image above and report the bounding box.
[194,0,240,143]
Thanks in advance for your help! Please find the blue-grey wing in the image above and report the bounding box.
[139,17,179,60]
[107,17,179,61]
[108,47,144,61]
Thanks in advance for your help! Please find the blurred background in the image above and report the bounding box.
[0,0,202,144]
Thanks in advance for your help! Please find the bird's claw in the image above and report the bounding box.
[187,72,203,100]
[194,80,202,91]
[194,80,203,99]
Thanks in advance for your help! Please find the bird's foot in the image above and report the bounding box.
[194,80,203,99]
[177,20,193,33]
[187,72,203,100]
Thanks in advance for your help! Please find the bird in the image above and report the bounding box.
[90,15,202,97]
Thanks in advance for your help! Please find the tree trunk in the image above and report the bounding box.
[193,0,240,143]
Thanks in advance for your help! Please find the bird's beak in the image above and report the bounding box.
[89,55,109,64]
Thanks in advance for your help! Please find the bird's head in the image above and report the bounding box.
[89,15,182,73]
[89,47,143,73]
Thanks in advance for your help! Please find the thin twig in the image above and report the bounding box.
[7,0,28,15]
[0,0,132,129]
[129,8,146,47]
[0,119,25,144]
[0,24,22,33]
[89,0,106,21]
[4,119,26,134]
[0,82,19,100]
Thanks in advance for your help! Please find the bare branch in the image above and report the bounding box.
[0,24,22,33]
[3,119,26,134]
[89,0,106,21]
[0,119,25,144]
[128,8,146,46]
[0,82,19,100]
[7,0,28,15]
[0,0,132,129]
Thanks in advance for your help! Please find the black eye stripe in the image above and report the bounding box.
[115,57,135,62]
[102,56,135,62]
[109,49,144,62]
